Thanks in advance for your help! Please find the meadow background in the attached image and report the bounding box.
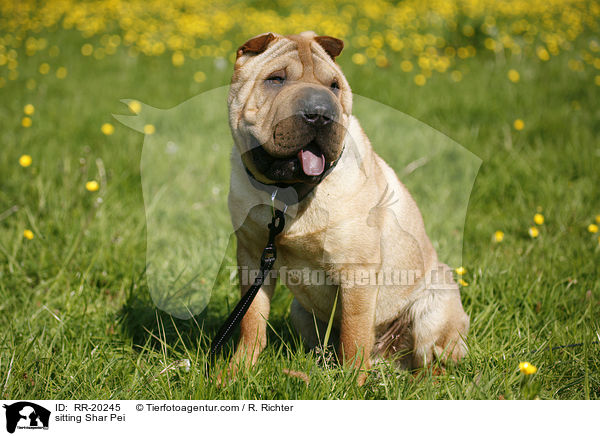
[1,0,599,400]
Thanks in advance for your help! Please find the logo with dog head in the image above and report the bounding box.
[2,402,50,433]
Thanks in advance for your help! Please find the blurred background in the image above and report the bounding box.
[1,0,599,399]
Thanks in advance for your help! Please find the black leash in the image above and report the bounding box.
[208,207,286,366]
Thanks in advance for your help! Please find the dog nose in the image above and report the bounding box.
[299,89,336,126]
[301,106,332,125]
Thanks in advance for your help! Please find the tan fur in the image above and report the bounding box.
[226,32,469,384]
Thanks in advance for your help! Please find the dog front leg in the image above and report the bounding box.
[338,285,377,386]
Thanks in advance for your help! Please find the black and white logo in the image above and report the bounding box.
[3,402,50,433]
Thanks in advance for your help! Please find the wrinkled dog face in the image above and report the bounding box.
[228,31,353,184]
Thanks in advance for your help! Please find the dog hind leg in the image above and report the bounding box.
[408,270,469,367]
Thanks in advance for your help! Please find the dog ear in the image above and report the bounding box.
[315,36,344,60]
[236,33,276,59]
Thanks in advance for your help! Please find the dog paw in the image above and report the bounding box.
[356,371,368,386]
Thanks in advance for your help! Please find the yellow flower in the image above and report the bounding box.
[194,71,206,83]
[400,60,413,72]
[450,70,463,82]
[85,180,99,192]
[101,123,114,135]
[507,69,520,83]
[414,74,426,86]
[457,47,469,59]
[352,53,367,65]
[172,51,185,67]
[458,279,469,287]
[19,154,32,167]
[462,25,475,37]
[128,100,142,114]
[39,62,50,74]
[455,266,466,275]
[536,47,550,61]
[24,104,35,115]
[519,361,537,375]
[513,119,525,130]
[23,229,34,240]
[534,213,544,225]
[596,215,600,224]
[56,66,68,79]
[529,226,539,238]
[588,224,599,234]
[81,43,93,56]
[494,230,504,242]
[22,117,32,128]
[375,55,388,68]
[143,124,156,135]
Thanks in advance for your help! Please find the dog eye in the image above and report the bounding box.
[330,81,340,92]
[266,74,285,85]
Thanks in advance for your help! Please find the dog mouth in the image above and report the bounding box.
[245,140,329,184]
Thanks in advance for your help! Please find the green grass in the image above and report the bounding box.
[1,27,600,400]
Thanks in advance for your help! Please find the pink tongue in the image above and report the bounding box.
[298,148,325,176]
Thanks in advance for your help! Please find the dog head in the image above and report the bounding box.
[228,31,352,185]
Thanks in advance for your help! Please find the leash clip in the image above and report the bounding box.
[271,188,288,217]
